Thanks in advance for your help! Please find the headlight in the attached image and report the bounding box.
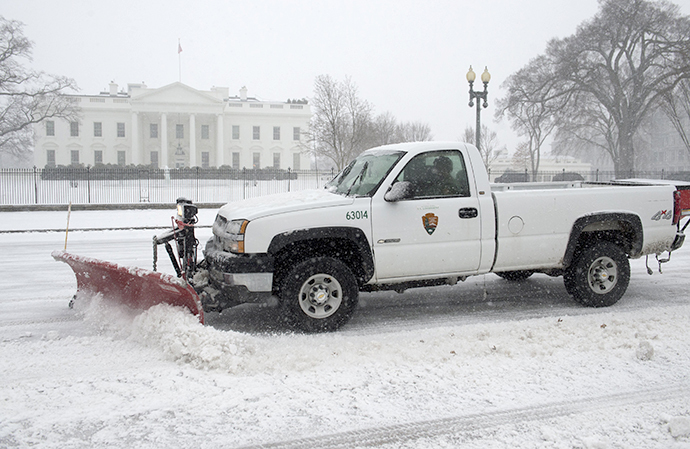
[225,219,249,235]
[213,216,249,253]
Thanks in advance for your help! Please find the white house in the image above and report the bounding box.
[34,82,312,170]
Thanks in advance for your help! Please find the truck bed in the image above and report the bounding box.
[490,182,680,272]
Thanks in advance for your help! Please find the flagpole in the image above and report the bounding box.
[178,38,182,82]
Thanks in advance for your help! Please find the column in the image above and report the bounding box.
[161,112,168,168]
[131,112,139,165]
[189,114,196,167]
[216,114,224,167]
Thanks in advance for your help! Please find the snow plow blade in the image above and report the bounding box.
[53,251,204,324]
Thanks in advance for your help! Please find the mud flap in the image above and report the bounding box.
[52,251,204,324]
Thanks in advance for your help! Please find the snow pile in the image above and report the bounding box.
[668,416,690,438]
[130,304,253,371]
[77,294,253,372]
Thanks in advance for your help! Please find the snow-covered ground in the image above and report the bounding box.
[1,208,689,448]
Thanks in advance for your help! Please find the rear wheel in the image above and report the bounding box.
[280,257,359,332]
[564,241,630,307]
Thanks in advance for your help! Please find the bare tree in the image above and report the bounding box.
[369,112,433,147]
[369,111,398,147]
[545,0,690,177]
[661,78,690,155]
[309,75,372,170]
[0,16,79,164]
[510,141,532,169]
[395,121,432,143]
[495,55,565,180]
[461,124,503,170]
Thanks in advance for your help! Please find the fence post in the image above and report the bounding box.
[661,168,665,180]
[87,166,91,204]
[596,168,599,182]
[196,166,200,202]
[287,167,291,192]
[33,166,38,204]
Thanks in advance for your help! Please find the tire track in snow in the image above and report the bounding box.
[236,385,689,449]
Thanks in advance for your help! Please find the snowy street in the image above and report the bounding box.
[1,208,689,448]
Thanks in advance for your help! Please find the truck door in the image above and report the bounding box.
[371,149,482,280]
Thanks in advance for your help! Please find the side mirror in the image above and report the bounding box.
[384,181,414,202]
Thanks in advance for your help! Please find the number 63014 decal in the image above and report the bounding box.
[346,210,368,220]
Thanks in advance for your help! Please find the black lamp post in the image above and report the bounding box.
[466,66,491,152]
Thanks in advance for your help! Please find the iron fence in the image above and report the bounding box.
[0,166,687,206]
[486,168,690,184]
[0,167,337,206]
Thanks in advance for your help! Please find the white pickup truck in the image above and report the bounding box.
[203,141,690,332]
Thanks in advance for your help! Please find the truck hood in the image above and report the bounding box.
[217,189,355,221]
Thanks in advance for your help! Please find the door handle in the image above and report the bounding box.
[458,207,478,219]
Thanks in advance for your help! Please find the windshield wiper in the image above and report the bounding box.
[345,161,369,197]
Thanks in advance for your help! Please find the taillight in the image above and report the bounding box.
[674,188,690,225]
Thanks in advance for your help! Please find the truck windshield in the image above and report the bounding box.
[326,150,405,197]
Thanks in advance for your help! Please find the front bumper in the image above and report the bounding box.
[203,237,275,304]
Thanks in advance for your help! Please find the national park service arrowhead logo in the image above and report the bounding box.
[422,212,438,235]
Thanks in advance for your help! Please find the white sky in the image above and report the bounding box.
[5,0,690,152]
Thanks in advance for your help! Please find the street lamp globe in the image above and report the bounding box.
[481,67,491,84]
[466,66,476,83]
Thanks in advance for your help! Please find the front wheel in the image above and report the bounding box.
[280,257,359,332]
[564,241,630,307]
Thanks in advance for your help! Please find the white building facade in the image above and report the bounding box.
[34,82,312,170]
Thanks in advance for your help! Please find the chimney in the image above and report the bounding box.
[240,86,247,101]
[109,81,118,96]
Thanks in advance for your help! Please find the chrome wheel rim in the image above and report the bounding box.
[587,256,618,294]
[298,273,342,319]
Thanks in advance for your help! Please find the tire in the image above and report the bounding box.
[279,257,359,332]
[495,270,534,281]
[563,241,630,307]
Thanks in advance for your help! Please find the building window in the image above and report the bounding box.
[273,153,281,169]
[253,152,260,169]
[46,121,55,136]
[273,126,280,140]
[94,122,102,137]
[150,151,159,168]
[70,122,79,137]
[293,127,300,141]
[293,153,301,171]
[176,124,184,139]
[252,126,260,140]
[46,149,55,166]
[232,125,240,140]
[117,151,126,166]
[117,122,125,138]
[94,150,103,165]
[201,125,210,140]
[150,123,158,138]
[202,152,210,168]
[232,152,240,169]
[71,150,79,165]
